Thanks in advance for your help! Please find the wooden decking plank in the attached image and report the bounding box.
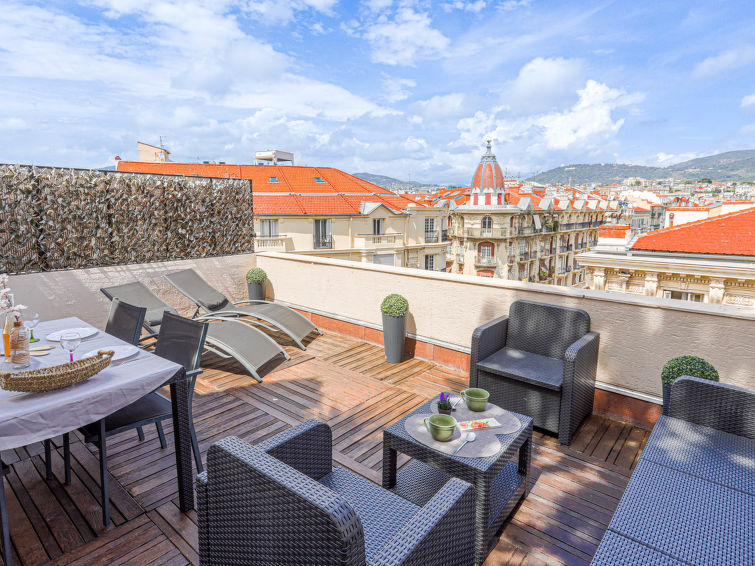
[149,503,199,566]
[3,472,51,566]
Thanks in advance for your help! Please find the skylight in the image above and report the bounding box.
[269,176,279,183]
[314,177,325,183]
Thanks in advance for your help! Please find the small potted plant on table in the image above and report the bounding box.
[381,294,409,363]
[246,267,267,301]
[661,355,719,415]
[437,392,453,415]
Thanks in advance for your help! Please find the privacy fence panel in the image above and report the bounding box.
[0,164,254,274]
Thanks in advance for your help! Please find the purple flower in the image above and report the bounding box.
[439,392,448,403]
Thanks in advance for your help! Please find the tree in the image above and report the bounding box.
[699,177,712,184]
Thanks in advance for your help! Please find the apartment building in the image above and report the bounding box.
[422,142,614,286]
[116,158,449,270]
[578,209,755,306]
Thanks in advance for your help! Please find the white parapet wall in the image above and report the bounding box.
[255,251,755,398]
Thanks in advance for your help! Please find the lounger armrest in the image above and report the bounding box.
[470,316,508,387]
[370,478,475,566]
[233,299,273,306]
[255,419,332,480]
[669,376,755,439]
[559,332,599,445]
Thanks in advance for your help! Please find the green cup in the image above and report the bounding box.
[424,414,457,442]
[460,388,490,412]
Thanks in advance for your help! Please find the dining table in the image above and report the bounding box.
[0,316,196,562]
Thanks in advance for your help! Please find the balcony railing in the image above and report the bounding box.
[560,223,576,231]
[256,235,288,250]
[355,233,403,247]
[519,251,530,261]
[465,227,509,238]
[424,231,439,243]
[590,221,603,228]
[517,226,535,236]
[576,222,591,229]
[441,229,450,242]
[475,255,497,266]
[314,235,333,249]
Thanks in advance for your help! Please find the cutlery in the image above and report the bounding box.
[453,432,476,455]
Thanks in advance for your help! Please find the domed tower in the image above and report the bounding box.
[470,140,505,205]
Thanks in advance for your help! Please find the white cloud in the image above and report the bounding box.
[0,118,26,130]
[417,93,467,119]
[503,57,585,112]
[361,9,450,66]
[692,45,755,79]
[364,0,393,13]
[442,1,486,13]
[655,152,701,165]
[741,94,755,108]
[382,76,417,102]
[498,0,531,10]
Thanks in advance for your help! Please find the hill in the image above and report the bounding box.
[527,150,755,184]
[353,172,439,192]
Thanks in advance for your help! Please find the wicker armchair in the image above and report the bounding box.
[470,300,599,445]
[197,420,476,566]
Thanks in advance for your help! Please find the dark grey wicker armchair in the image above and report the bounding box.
[470,300,599,445]
[197,420,476,566]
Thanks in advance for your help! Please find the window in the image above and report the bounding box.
[372,218,384,235]
[663,290,704,302]
[314,177,325,183]
[259,219,278,237]
[424,218,435,232]
[424,255,435,271]
[268,176,279,183]
[313,219,332,248]
[479,243,493,257]
[481,216,493,229]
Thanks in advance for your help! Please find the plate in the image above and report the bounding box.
[45,327,99,341]
[83,345,139,362]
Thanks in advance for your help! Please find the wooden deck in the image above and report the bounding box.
[1,330,649,565]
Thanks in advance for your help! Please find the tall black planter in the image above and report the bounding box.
[662,383,671,416]
[382,313,406,363]
[248,282,265,301]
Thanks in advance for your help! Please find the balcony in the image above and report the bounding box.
[465,227,509,238]
[441,229,450,242]
[255,234,289,251]
[475,255,497,266]
[518,251,530,261]
[355,232,403,248]
[7,251,755,566]
[314,235,333,249]
[517,226,535,236]
[424,231,439,243]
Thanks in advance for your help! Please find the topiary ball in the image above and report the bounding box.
[246,267,267,284]
[381,294,409,317]
[661,355,719,386]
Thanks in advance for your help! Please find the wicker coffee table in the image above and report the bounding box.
[382,398,532,565]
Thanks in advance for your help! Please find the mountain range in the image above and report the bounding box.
[526,150,755,184]
[353,172,439,192]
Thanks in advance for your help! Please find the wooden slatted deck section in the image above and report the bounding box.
[1,330,649,565]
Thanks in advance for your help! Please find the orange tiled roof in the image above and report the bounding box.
[116,161,422,215]
[631,207,755,256]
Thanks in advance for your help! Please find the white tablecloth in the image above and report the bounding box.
[0,317,182,452]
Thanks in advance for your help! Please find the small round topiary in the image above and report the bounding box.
[381,294,409,317]
[661,355,719,386]
[246,267,267,284]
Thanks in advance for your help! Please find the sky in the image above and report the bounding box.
[1,1,755,184]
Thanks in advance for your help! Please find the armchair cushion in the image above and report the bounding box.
[320,467,419,562]
[477,347,564,391]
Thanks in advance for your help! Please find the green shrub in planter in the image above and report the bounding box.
[381,294,409,363]
[246,268,267,301]
[381,294,409,317]
[660,355,718,415]
[246,268,267,284]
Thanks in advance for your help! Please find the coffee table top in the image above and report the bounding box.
[384,397,532,473]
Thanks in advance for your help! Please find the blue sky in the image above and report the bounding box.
[1,1,755,184]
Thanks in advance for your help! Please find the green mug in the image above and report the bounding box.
[424,414,457,442]
[460,388,489,412]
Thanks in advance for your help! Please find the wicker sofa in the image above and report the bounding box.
[591,376,755,565]
[470,300,600,445]
[197,420,477,565]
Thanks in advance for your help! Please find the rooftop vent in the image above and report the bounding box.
[255,149,294,166]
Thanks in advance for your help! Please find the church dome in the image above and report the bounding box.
[471,140,504,191]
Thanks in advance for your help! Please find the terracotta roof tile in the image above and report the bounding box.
[631,207,755,256]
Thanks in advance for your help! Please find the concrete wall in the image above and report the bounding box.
[255,252,755,397]
[8,254,255,327]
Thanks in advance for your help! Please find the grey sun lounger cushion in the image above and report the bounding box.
[100,282,287,382]
[163,268,320,350]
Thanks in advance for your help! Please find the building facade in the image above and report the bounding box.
[577,211,755,306]
[116,159,449,270]
[443,142,613,286]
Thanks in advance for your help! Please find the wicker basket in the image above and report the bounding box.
[0,350,114,393]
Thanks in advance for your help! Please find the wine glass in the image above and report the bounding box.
[27,312,40,343]
[60,331,81,362]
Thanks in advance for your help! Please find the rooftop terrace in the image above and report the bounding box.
[1,326,643,566]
